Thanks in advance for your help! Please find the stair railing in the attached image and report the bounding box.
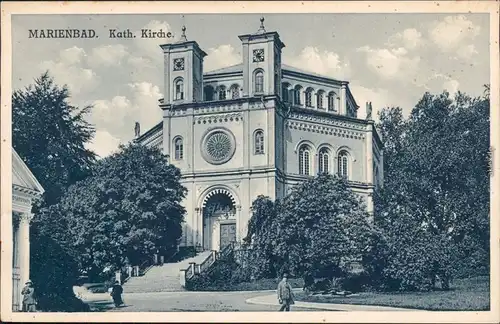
[180,243,238,287]
[138,257,155,276]
[199,250,217,273]
[218,242,235,260]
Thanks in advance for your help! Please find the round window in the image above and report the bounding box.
[202,129,236,165]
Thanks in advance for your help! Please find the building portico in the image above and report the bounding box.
[12,150,44,311]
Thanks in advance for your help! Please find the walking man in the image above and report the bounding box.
[21,280,36,312]
[277,273,295,311]
[110,280,124,308]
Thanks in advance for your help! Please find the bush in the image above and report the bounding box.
[340,272,372,293]
[185,255,303,291]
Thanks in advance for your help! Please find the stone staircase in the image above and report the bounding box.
[123,251,212,293]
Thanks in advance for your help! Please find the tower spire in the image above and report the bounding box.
[180,25,187,41]
[180,15,187,41]
[257,16,266,34]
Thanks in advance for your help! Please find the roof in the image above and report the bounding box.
[204,63,344,84]
[204,63,243,75]
[12,149,44,194]
[136,121,163,143]
[281,64,343,84]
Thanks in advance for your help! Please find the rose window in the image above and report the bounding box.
[202,129,236,165]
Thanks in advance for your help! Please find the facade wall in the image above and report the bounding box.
[140,28,382,251]
[284,114,368,182]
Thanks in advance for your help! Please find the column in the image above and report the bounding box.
[195,208,201,249]
[340,83,347,115]
[365,123,374,217]
[235,205,243,243]
[242,43,249,97]
[365,122,374,184]
[18,213,31,303]
[380,151,385,187]
[367,194,374,216]
[162,113,172,162]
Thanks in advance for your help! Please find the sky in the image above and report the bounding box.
[11,13,490,157]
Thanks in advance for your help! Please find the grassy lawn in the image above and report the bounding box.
[295,276,490,311]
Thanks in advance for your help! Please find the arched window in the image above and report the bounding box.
[305,88,313,108]
[294,85,303,105]
[318,147,330,174]
[328,92,336,111]
[254,130,264,155]
[254,70,264,93]
[174,78,184,100]
[230,85,240,99]
[317,90,325,110]
[217,86,227,100]
[204,85,214,101]
[338,150,349,179]
[174,137,184,160]
[282,83,291,102]
[299,145,311,176]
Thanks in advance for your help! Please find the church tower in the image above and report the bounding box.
[238,17,285,98]
[160,26,207,104]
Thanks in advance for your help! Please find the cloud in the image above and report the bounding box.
[89,44,129,66]
[455,44,479,60]
[284,47,351,80]
[86,130,122,158]
[132,20,175,62]
[59,46,86,64]
[350,85,391,121]
[89,81,163,156]
[357,45,420,80]
[443,78,460,95]
[204,45,242,72]
[39,47,98,95]
[428,15,480,52]
[416,73,460,96]
[387,28,423,50]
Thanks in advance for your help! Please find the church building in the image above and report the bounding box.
[137,18,383,252]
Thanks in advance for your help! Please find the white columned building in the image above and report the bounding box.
[12,150,44,311]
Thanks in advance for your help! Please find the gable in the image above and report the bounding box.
[12,149,44,194]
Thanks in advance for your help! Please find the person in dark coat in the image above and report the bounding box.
[21,280,36,312]
[110,280,123,307]
[277,273,295,311]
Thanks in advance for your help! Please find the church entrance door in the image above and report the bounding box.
[219,223,236,250]
[203,192,236,251]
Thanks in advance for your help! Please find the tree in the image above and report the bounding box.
[246,174,375,281]
[12,72,96,310]
[371,90,490,290]
[47,144,187,279]
[13,72,96,206]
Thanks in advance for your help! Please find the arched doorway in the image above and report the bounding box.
[202,192,237,251]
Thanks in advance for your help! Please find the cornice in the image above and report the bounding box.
[288,108,368,128]
[194,112,244,125]
[164,95,280,117]
[286,120,366,140]
[12,184,42,198]
[282,174,374,190]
